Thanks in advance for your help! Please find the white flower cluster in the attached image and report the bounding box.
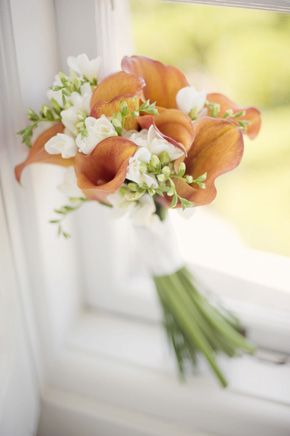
[107,125,184,226]
[126,125,183,188]
[45,54,117,158]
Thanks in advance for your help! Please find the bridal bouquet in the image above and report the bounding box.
[15,54,261,387]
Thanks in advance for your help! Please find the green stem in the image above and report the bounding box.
[178,268,254,353]
[155,273,228,387]
[154,266,255,388]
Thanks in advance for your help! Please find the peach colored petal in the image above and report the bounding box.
[122,56,189,109]
[75,137,137,202]
[91,95,140,130]
[90,71,144,110]
[174,117,244,206]
[207,93,261,139]
[138,109,195,153]
[15,123,73,183]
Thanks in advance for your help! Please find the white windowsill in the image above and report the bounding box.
[40,308,290,436]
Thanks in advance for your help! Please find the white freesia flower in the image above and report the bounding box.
[76,115,117,154]
[61,107,80,135]
[126,147,158,188]
[44,133,77,158]
[67,54,101,81]
[47,88,64,108]
[58,167,83,197]
[60,83,93,135]
[176,86,207,116]
[126,125,184,188]
[69,83,92,113]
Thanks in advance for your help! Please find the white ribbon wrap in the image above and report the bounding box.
[135,216,184,277]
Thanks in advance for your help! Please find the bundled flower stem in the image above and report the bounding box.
[154,267,254,387]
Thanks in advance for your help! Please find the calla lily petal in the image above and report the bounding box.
[75,136,137,201]
[207,93,261,139]
[90,71,144,110]
[174,117,244,206]
[138,109,195,153]
[15,123,73,183]
[92,95,139,130]
[122,56,189,109]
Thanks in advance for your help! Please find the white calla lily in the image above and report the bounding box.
[67,54,101,81]
[126,125,184,188]
[176,86,207,116]
[44,133,77,158]
[147,125,184,160]
[76,115,117,154]
[127,125,184,161]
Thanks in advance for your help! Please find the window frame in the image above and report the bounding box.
[3,0,290,434]
[169,0,290,13]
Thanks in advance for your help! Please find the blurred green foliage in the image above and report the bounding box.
[130,0,290,256]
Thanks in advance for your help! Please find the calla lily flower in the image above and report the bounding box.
[122,55,261,139]
[90,71,145,130]
[207,93,261,139]
[138,109,195,153]
[122,55,189,109]
[15,123,74,183]
[138,111,243,206]
[74,136,137,202]
[173,117,244,206]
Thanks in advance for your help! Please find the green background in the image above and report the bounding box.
[130,0,290,257]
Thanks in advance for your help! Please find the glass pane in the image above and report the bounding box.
[129,0,290,258]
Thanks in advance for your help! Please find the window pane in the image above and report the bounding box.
[130,0,290,258]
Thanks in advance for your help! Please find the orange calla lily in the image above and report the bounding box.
[138,109,195,153]
[15,123,73,183]
[92,96,140,131]
[75,136,137,202]
[122,55,189,109]
[90,71,145,130]
[207,93,261,139]
[173,117,244,206]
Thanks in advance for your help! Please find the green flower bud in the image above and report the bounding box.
[150,154,160,169]
[128,182,138,192]
[189,108,198,120]
[159,151,170,165]
[178,162,186,177]
[157,173,166,182]
[119,186,128,196]
[162,166,171,178]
